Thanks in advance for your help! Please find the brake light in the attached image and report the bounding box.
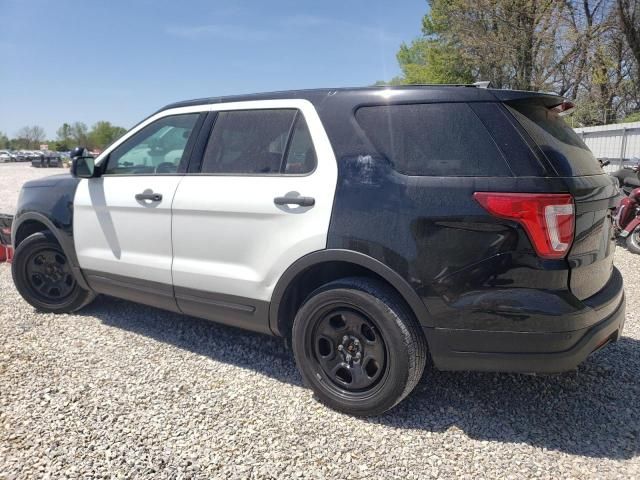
[474,192,575,259]
[551,101,575,116]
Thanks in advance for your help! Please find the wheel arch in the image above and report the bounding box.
[269,249,432,337]
[12,213,91,290]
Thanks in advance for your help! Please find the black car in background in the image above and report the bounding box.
[30,151,63,168]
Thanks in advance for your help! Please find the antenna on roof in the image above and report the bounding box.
[473,81,491,89]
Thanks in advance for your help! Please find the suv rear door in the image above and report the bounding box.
[170,100,338,332]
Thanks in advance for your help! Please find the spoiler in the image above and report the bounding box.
[0,214,13,263]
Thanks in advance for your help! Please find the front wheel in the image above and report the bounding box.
[292,277,427,416]
[12,231,95,313]
[626,226,640,254]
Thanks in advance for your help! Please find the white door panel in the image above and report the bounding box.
[172,100,337,302]
[172,176,334,301]
[74,176,182,284]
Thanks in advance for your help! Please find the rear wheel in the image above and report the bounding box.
[626,227,640,254]
[292,277,427,416]
[12,232,94,313]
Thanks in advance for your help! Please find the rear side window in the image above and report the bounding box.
[506,102,601,176]
[201,109,316,175]
[284,115,317,174]
[355,103,510,176]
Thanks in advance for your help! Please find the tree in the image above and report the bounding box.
[69,122,89,148]
[387,0,639,125]
[56,123,72,142]
[88,121,126,150]
[0,131,9,149]
[406,0,566,90]
[396,39,473,84]
[14,126,46,149]
[618,0,640,78]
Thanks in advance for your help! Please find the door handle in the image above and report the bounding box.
[274,196,315,207]
[135,192,162,202]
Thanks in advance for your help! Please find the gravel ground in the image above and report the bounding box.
[1,163,639,478]
[0,163,66,214]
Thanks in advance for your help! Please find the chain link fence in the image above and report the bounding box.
[574,121,640,173]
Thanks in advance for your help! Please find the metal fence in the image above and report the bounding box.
[574,121,640,173]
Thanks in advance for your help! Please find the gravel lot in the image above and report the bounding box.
[0,163,67,214]
[1,163,639,478]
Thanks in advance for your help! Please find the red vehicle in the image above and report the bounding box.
[616,187,640,253]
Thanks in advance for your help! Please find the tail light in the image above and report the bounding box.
[474,192,575,259]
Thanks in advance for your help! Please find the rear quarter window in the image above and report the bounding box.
[354,103,511,176]
[506,101,602,177]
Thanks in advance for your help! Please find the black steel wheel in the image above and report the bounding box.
[24,247,76,302]
[312,307,387,393]
[12,231,95,313]
[292,277,427,416]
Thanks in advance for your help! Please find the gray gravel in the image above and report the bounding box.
[0,162,66,214]
[1,163,639,478]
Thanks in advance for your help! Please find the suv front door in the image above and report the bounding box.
[74,112,201,310]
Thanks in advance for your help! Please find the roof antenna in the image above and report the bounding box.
[473,81,491,89]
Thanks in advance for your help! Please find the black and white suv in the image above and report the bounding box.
[9,86,625,416]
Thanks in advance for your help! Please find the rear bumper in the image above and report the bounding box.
[426,274,626,374]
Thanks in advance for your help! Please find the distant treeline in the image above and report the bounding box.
[0,121,127,151]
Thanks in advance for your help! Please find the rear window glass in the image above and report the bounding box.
[506,102,601,176]
[354,103,510,176]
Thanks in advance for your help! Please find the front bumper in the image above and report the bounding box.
[426,271,626,374]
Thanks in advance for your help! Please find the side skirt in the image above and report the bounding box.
[83,270,271,334]
[174,286,271,335]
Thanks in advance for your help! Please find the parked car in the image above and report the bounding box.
[0,150,15,162]
[6,86,625,416]
[31,151,63,168]
[15,150,33,162]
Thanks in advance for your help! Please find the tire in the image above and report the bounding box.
[11,231,95,313]
[626,226,640,254]
[292,277,427,416]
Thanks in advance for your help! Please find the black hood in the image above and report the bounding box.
[22,173,76,189]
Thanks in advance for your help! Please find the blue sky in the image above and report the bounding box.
[0,0,427,139]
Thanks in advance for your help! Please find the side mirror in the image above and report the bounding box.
[70,147,97,178]
[71,156,96,178]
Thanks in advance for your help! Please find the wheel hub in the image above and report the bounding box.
[25,248,75,302]
[338,335,362,364]
[44,262,63,281]
[312,308,386,392]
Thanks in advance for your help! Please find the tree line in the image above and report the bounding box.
[379,0,640,126]
[0,121,126,151]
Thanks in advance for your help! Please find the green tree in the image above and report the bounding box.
[69,122,90,148]
[621,111,640,122]
[88,121,126,150]
[0,131,9,149]
[386,0,639,124]
[56,123,72,143]
[396,39,473,84]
